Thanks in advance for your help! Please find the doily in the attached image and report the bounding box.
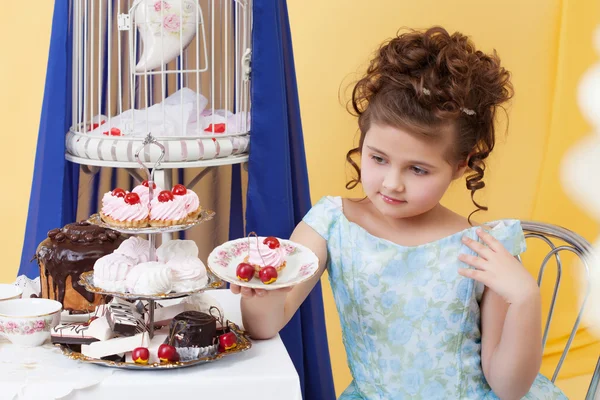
[0,338,113,400]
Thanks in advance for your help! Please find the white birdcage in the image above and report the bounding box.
[65,0,252,167]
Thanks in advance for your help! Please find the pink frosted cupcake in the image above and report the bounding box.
[100,192,149,228]
[171,184,201,221]
[102,188,127,208]
[244,236,287,274]
[132,180,163,206]
[149,190,188,227]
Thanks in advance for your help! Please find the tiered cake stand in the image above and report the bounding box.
[58,135,252,369]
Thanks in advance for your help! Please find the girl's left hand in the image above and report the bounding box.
[457,228,539,305]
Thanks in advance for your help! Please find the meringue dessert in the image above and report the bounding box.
[93,252,136,292]
[125,262,173,294]
[92,238,209,295]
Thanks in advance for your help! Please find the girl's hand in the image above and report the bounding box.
[230,283,293,298]
[458,228,539,305]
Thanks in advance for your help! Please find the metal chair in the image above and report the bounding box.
[519,221,599,399]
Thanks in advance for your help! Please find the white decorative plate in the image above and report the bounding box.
[206,238,320,290]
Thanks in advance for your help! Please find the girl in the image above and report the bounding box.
[232,27,568,399]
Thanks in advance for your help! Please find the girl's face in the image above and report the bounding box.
[360,122,465,220]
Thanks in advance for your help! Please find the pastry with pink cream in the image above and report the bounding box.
[100,190,149,228]
[149,190,188,227]
[132,180,163,206]
[171,184,201,221]
[244,236,287,274]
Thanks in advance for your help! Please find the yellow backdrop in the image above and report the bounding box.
[2,1,599,399]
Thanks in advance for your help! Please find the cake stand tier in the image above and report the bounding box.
[57,320,252,370]
[87,209,215,235]
[66,153,248,169]
[78,271,224,302]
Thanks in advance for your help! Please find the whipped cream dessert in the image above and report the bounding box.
[171,184,201,220]
[131,180,163,206]
[92,239,208,295]
[246,236,287,271]
[125,262,173,294]
[156,239,199,262]
[166,257,208,292]
[114,236,152,263]
[149,190,188,227]
[93,253,136,292]
[100,189,149,228]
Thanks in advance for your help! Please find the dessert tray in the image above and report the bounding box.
[57,320,251,370]
[51,135,253,370]
[88,209,216,234]
[207,238,320,290]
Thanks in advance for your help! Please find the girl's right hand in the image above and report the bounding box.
[230,284,293,298]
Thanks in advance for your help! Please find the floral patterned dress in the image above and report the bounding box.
[303,196,567,400]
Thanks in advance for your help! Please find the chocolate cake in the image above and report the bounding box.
[169,311,217,348]
[35,221,126,313]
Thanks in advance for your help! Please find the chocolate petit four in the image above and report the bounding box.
[169,311,217,348]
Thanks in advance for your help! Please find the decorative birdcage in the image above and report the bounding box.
[65,0,252,167]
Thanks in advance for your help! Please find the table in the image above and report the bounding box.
[5,290,302,400]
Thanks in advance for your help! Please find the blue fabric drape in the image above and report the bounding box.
[246,1,336,399]
[19,0,78,278]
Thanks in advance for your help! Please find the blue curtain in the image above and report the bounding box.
[19,0,78,278]
[245,1,336,399]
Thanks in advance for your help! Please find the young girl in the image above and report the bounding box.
[232,27,568,399]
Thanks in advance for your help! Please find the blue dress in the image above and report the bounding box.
[303,196,568,400]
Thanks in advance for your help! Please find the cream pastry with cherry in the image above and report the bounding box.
[132,180,163,206]
[171,184,201,221]
[149,190,188,227]
[100,190,149,228]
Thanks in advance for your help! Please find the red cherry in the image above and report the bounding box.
[111,188,126,198]
[204,123,226,133]
[110,127,121,136]
[259,266,278,285]
[263,236,280,250]
[158,343,178,363]
[157,190,174,203]
[218,332,237,351]
[132,347,150,364]
[236,263,255,282]
[172,184,187,196]
[141,180,157,189]
[124,192,141,205]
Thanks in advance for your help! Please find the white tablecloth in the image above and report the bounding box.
[4,290,302,400]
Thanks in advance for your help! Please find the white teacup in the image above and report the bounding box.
[0,284,22,301]
[0,298,62,346]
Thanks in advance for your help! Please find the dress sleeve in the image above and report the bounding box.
[485,219,527,256]
[301,196,342,241]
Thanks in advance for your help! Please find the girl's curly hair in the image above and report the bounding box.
[346,26,513,222]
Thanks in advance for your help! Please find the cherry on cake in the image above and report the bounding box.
[100,190,149,228]
[171,184,201,221]
[149,190,188,227]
